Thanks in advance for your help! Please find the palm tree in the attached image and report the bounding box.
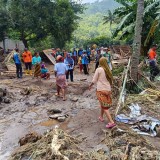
[103,10,117,36]
[111,0,160,55]
[131,0,144,82]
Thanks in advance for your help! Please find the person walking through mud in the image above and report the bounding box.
[148,44,160,81]
[13,48,23,78]
[22,48,32,75]
[54,55,68,101]
[89,57,116,129]
[64,53,74,82]
[82,50,89,75]
[32,52,42,79]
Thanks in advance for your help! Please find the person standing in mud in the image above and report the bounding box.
[148,44,160,81]
[72,48,78,65]
[22,48,32,75]
[89,57,116,129]
[64,53,74,82]
[95,49,101,70]
[82,50,89,75]
[54,55,68,101]
[32,52,42,79]
[13,48,23,78]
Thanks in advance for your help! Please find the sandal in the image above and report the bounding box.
[106,123,116,129]
[98,117,104,122]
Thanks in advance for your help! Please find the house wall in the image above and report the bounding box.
[0,38,24,50]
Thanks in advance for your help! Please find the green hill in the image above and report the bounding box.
[71,0,120,48]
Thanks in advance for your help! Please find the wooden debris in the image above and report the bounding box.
[115,57,131,116]
[43,49,56,65]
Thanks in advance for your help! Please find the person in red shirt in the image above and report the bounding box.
[148,44,159,81]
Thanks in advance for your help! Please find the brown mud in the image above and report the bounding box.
[0,62,160,159]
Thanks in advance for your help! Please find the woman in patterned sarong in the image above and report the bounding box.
[54,55,68,101]
[32,52,41,78]
[89,57,116,129]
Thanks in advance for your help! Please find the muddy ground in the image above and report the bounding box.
[0,61,160,159]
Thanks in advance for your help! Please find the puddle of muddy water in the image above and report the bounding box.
[39,119,58,127]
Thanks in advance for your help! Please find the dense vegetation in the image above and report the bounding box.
[0,0,83,49]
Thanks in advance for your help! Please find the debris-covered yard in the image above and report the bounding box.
[0,51,160,160]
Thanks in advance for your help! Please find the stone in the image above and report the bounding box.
[49,114,64,119]
[71,97,78,102]
[48,108,62,114]
[3,98,10,104]
[57,116,66,122]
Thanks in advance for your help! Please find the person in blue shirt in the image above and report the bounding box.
[81,50,89,75]
[64,53,74,82]
[72,48,78,65]
[13,48,22,78]
[32,52,42,78]
[54,55,68,101]
[78,48,83,57]
[41,63,50,80]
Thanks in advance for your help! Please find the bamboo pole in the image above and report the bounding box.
[115,57,131,116]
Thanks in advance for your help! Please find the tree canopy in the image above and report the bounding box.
[0,0,83,49]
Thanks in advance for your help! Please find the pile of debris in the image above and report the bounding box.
[104,127,160,159]
[9,129,110,160]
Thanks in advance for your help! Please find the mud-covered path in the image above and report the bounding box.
[0,64,106,159]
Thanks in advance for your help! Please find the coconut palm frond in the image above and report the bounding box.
[144,0,160,14]
[113,12,133,37]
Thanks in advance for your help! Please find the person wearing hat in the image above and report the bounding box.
[54,55,68,101]
[22,48,32,75]
[148,44,159,81]
[82,50,89,75]
[64,53,74,82]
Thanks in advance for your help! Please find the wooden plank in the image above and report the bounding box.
[43,49,56,65]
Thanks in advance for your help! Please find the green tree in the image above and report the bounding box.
[112,0,160,55]
[7,0,83,48]
[0,1,10,52]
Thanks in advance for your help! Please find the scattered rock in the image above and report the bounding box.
[49,114,64,119]
[57,116,66,122]
[3,98,10,103]
[19,132,42,146]
[71,97,79,102]
[48,108,62,114]
[22,87,32,95]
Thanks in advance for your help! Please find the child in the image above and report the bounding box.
[41,64,50,79]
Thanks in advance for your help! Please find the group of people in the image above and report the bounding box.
[13,48,50,79]
[51,48,91,75]
[54,51,116,128]
[12,45,159,130]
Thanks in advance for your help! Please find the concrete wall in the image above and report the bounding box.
[0,38,25,50]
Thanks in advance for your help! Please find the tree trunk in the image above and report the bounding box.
[131,0,144,82]
[2,38,6,54]
[22,38,28,48]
